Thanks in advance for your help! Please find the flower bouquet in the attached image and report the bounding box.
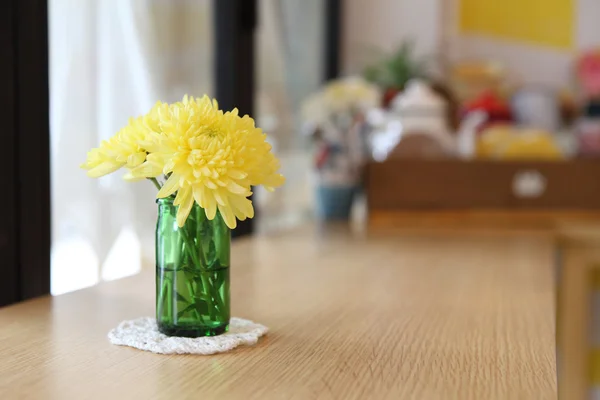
[302,77,379,220]
[82,95,284,337]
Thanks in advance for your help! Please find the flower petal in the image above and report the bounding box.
[230,196,254,219]
[227,169,248,180]
[226,180,250,195]
[176,187,194,227]
[158,174,180,198]
[213,189,228,206]
[204,179,217,189]
[129,161,163,178]
[218,203,237,229]
[127,152,146,168]
[199,187,217,220]
[86,162,124,178]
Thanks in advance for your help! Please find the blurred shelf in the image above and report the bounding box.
[366,160,600,232]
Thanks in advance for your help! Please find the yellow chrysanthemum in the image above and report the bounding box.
[81,104,165,178]
[128,95,284,229]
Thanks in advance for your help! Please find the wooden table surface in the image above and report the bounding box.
[0,227,557,399]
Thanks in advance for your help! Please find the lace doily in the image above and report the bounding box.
[108,317,268,355]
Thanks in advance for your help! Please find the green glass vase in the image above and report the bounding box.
[155,197,230,337]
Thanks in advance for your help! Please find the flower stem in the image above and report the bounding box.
[166,280,173,323]
[185,280,202,321]
[193,209,224,313]
[157,274,169,319]
[179,226,218,319]
[149,177,162,191]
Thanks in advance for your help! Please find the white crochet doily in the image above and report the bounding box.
[108,317,268,355]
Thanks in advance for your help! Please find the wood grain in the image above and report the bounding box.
[0,228,557,399]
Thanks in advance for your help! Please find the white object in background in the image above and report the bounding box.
[390,79,449,134]
[456,111,488,159]
[512,170,547,198]
[370,120,403,161]
[389,79,457,156]
[365,107,388,128]
[511,87,560,132]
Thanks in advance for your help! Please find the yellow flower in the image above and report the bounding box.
[81,103,166,178]
[129,95,284,229]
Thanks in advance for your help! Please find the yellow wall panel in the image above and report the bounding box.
[459,0,575,49]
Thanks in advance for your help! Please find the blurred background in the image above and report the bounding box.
[44,0,600,295]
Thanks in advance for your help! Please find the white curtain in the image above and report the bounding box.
[255,0,325,230]
[49,0,213,294]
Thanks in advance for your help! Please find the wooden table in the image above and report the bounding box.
[0,227,557,399]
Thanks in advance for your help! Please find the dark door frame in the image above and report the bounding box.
[213,0,257,238]
[324,0,343,81]
[0,0,51,307]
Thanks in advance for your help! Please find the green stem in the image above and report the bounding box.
[179,228,201,268]
[180,240,204,320]
[157,275,169,319]
[185,280,202,321]
[194,207,209,267]
[166,279,173,323]
[195,209,227,314]
[194,209,224,314]
[179,226,217,319]
[149,177,161,191]
[209,272,226,313]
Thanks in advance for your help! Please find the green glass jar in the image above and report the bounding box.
[155,197,230,337]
